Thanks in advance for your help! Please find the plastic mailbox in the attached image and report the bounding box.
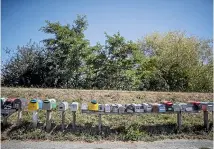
[88,100,98,111]
[158,104,166,112]
[42,99,52,110]
[161,101,173,111]
[142,103,152,112]
[200,102,208,111]
[98,104,105,112]
[132,104,144,113]
[49,99,57,109]
[28,99,39,111]
[13,98,28,110]
[104,104,111,113]
[173,103,181,112]
[70,102,79,112]
[111,104,119,113]
[58,102,68,111]
[81,103,88,111]
[207,102,213,112]
[118,104,125,113]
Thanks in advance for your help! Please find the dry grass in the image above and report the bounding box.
[1,87,213,142]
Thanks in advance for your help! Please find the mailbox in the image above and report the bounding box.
[104,104,111,113]
[28,99,39,111]
[189,101,200,111]
[158,104,166,112]
[118,104,125,113]
[125,104,135,113]
[161,101,173,111]
[207,102,213,112]
[142,103,152,112]
[38,99,43,109]
[58,102,68,111]
[179,103,187,112]
[98,104,105,112]
[173,103,181,112]
[0,98,6,109]
[49,99,57,109]
[186,103,193,112]
[111,104,119,113]
[13,98,28,110]
[4,98,17,109]
[132,104,144,113]
[42,99,52,110]
[70,102,79,111]
[81,103,88,111]
[152,103,159,113]
[88,100,98,111]
[200,102,208,111]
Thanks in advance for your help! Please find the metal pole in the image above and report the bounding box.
[61,111,65,130]
[32,111,38,128]
[17,109,22,125]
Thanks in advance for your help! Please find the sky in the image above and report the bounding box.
[1,0,213,63]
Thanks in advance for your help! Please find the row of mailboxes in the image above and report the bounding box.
[28,99,57,111]
[1,98,28,110]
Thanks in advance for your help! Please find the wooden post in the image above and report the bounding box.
[61,111,65,130]
[72,111,76,129]
[2,117,7,126]
[32,111,38,128]
[98,114,102,132]
[17,109,22,125]
[177,111,182,131]
[46,110,52,132]
[203,111,209,130]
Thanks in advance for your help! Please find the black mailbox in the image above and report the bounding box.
[13,98,28,110]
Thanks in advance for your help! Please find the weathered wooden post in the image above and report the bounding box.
[61,111,65,130]
[203,111,209,130]
[17,109,22,125]
[98,114,102,132]
[72,111,76,129]
[177,111,182,131]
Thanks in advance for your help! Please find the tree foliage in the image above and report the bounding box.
[2,15,213,92]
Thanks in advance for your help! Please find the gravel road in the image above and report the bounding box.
[1,139,213,149]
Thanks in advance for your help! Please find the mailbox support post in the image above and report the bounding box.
[32,111,38,128]
[203,111,209,131]
[72,111,76,129]
[61,111,65,130]
[46,110,52,132]
[17,109,22,125]
[2,117,7,126]
[98,114,102,132]
[177,111,182,131]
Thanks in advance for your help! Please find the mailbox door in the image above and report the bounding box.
[104,104,111,112]
[81,103,88,111]
[13,98,22,110]
[58,103,65,111]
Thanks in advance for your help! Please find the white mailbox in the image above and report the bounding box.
[81,103,88,111]
[118,104,125,113]
[132,104,144,113]
[142,103,152,112]
[70,102,79,111]
[186,103,193,112]
[98,104,105,112]
[58,102,68,111]
[104,104,111,113]
[111,104,119,113]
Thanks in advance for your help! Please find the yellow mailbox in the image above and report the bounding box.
[88,99,98,111]
[28,99,39,111]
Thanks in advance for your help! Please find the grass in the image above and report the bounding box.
[1,87,213,142]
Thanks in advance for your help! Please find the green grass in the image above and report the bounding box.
[1,87,213,141]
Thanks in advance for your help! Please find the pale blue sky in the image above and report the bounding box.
[2,0,213,62]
